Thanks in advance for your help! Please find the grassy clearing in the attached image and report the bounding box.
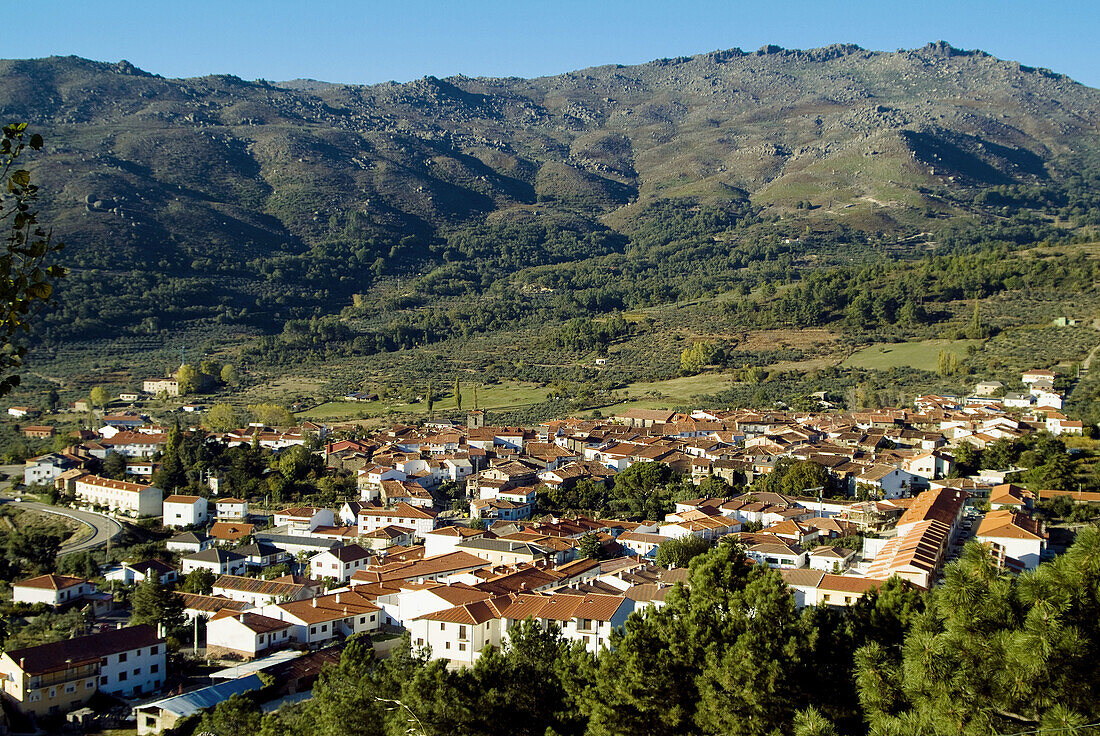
[842,339,981,372]
[298,381,550,421]
[599,372,741,412]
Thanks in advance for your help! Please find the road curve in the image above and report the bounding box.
[8,500,124,554]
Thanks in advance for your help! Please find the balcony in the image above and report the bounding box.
[28,663,98,689]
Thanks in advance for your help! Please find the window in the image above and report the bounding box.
[118,652,128,663]
[85,680,94,689]
[29,692,41,702]
[100,676,108,686]
[134,668,141,676]
[445,642,450,649]
[310,626,317,635]
[321,624,328,632]
[118,672,127,683]
[65,683,76,694]
[458,643,466,651]
[370,614,376,622]
[458,625,467,640]
[49,687,56,698]
[135,648,142,656]
[359,617,365,625]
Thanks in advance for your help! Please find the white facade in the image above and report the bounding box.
[74,475,163,517]
[206,615,293,659]
[408,617,498,667]
[99,640,166,699]
[309,548,372,583]
[12,577,95,608]
[358,505,437,538]
[180,553,247,577]
[162,495,209,528]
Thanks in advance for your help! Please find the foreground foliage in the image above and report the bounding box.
[195,528,1100,736]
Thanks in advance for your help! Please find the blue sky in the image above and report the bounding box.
[9,0,1100,88]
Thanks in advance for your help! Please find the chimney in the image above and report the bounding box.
[312,597,317,607]
[335,593,340,603]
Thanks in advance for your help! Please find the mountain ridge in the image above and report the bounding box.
[0,42,1098,358]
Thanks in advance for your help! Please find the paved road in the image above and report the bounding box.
[1,498,124,554]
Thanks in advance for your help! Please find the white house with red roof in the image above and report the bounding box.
[12,574,97,608]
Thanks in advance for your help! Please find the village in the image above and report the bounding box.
[0,364,1093,734]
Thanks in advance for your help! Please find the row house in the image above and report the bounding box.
[211,575,319,607]
[260,590,382,647]
[74,475,163,517]
[409,591,634,667]
[780,570,884,607]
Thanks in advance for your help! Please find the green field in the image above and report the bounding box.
[842,339,981,371]
[297,381,550,421]
[599,372,741,412]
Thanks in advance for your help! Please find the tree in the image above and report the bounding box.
[57,550,99,579]
[130,575,185,635]
[248,403,295,427]
[102,451,127,479]
[0,125,66,397]
[176,363,200,394]
[427,380,435,418]
[89,385,109,410]
[681,339,720,375]
[579,532,603,559]
[7,527,63,573]
[454,378,463,412]
[204,402,240,432]
[655,535,710,568]
[220,363,241,387]
[181,567,216,595]
[937,349,959,377]
[196,694,263,736]
[154,420,186,490]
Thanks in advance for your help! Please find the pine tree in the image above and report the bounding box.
[454,378,462,412]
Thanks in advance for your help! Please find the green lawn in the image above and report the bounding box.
[841,339,981,371]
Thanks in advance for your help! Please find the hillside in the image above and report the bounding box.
[2,42,1099,412]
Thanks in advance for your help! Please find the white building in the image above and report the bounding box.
[180,548,247,576]
[162,494,209,528]
[205,612,295,660]
[23,453,80,486]
[273,507,335,535]
[0,625,165,717]
[260,590,382,647]
[11,574,96,608]
[74,474,163,517]
[215,498,248,520]
[143,379,180,397]
[309,544,375,583]
[357,502,438,538]
[976,510,1047,570]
